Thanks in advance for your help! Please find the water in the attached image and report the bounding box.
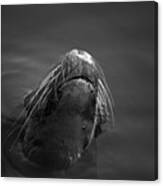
[1,2,156,179]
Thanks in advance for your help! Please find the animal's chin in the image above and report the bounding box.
[24,140,82,170]
[22,76,96,171]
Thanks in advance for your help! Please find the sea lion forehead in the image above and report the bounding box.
[67,49,95,65]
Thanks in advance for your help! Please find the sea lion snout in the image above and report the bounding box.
[68,49,95,65]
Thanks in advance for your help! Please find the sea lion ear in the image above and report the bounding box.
[24,89,35,109]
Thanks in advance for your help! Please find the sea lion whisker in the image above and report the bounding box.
[95,61,115,107]
[61,61,65,82]
[29,61,80,109]
[28,76,56,107]
[97,91,109,124]
[38,64,62,90]
[26,71,61,112]
[101,77,115,107]
[4,108,28,147]
[53,63,80,90]
[9,68,67,151]
[20,61,78,128]
[27,65,62,108]
[9,84,54,151]
[98,79,115,126]
[85,95,99,149]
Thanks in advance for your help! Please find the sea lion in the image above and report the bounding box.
[2,49,114,177]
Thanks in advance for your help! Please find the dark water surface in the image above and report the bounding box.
[1,2,156,179]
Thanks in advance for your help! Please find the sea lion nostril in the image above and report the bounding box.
[78,50,84,55]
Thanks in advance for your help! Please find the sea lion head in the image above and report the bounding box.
[8,49,114,171]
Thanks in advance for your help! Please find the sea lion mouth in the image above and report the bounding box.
[61,75,94,87]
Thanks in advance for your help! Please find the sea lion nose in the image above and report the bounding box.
[68,49,94,65]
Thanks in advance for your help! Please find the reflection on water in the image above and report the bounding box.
[2,2,156,179]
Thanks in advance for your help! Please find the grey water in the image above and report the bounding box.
[1,2,156,180]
